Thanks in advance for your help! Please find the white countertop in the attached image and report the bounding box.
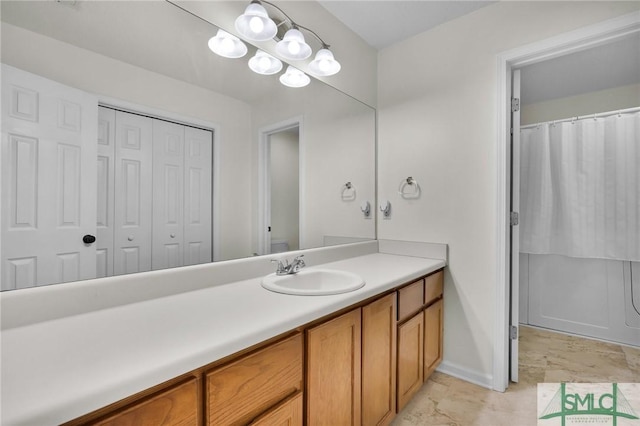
[1,252,445,425]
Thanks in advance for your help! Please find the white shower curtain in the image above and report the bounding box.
[520,111,640,262]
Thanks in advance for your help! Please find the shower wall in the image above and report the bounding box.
[519,254,639,347]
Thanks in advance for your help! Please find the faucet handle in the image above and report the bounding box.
[270,258,286,273]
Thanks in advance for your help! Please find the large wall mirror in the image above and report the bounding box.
[0,0,376,291]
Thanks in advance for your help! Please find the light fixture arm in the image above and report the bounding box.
[258,0,331,49]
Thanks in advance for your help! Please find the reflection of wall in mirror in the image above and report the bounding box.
[1,22,253,262]
[252,82,376,251]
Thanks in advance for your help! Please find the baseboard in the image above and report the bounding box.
[436,360,494,390]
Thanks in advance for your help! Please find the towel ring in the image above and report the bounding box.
[341,182,356,201]
[398,176,420,199]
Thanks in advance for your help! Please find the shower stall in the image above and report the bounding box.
[518,109,640,347]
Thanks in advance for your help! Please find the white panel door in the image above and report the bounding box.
[113,110,152,275]
[152,119,184,270]
[96,107,115,278]
[1,64,97,290]
[183,126,212,265]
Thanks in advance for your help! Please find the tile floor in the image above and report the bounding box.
[391,325,640,426]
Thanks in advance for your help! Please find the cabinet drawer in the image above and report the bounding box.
[424,271,443,306]
[397,279,424,322]
[206,333,303,425]
[249,391,303,426]
[93,377,199,426]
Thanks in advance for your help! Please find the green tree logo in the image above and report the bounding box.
[539,383,639,426]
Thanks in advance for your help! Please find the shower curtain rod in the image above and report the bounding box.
[520,106,640,130]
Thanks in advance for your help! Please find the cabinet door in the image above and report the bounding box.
[249,391,303,426]
[93,378,200,426]
[306,308,361,426]
[397,312,424,411]
[362,294,397,426]
[206,333,303,426]
[424,299,444,380]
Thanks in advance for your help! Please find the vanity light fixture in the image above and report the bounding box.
[208,29,247,59]
[234,1,277,41]
[308,48,341,76]
[211,0,340,87]
[275,27,312,61]
[279,66,310,88]
[248,50,283,75]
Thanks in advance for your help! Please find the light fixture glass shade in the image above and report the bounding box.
[279,66,310,88]
[275,28,312,61]
[248,50,283,75]
[208,29,247,58]
[308,48,341,76]
[234,2,277,41]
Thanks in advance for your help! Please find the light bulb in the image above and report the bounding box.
[319,59,330,72]
[288,41,301,55]
[208,29,247,59]
[249,16,264,34]
[248,50,282,75]
[257,56,270,72]
[220,38,234,55]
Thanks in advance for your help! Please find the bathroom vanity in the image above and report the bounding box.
[0,241,446,425]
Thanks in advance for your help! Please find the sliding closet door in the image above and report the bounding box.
[113,110,153,275]
[1,65,98,290]
[97,107,116,278]
[152,120,185,270]
[184,127,212,266]
[98,106,212,275]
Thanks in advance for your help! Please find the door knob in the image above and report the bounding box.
[83,234,96,244]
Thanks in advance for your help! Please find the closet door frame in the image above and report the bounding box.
[98,97,219,265]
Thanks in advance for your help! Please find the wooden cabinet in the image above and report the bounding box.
[424,270,443,306]
[396,312,424,411]
[397,278,424,322]
[396,269,444,412]
[362,293,397,426]
[92,377,200,426]
[206,333,303,426]
[424,299,444,379]
[68,268,444,426]
[306,308,362,426]
[249,391,303,426]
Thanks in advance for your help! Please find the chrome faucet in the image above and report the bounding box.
[271,255,306,275]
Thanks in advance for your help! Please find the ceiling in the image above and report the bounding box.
[318,1,495,50]
[319,1,639,105]
[520,33,640,105]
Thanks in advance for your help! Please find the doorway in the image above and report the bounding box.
[269,127,300,254]
[258,117,303,255]
[495,12,640,392]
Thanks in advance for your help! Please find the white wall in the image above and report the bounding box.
[377,1,640,386]
[251,79,376,253]
[1,23,254,261]
[522,83,640,125]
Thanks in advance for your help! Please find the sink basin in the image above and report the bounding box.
[261,269,365,296]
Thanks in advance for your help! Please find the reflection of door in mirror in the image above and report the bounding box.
[268,126,300,255]
[97,107,213,278]
[1,65,98,290]
[1,65,214,291]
